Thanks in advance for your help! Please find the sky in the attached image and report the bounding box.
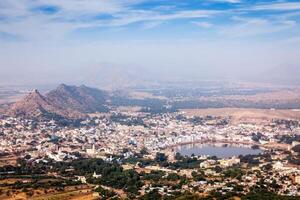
[0,0,300,86]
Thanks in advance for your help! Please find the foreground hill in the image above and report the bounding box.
[7,89,63,119]
[46,84,109,113]
[6,84,109,119]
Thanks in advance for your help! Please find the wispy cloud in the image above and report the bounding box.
[251,2,300,11]
[191,21,213,28]
[0,0,222,41]
[210,0,241,3]
[141,21,163,30]
[30,5,61,15]
[0,31,22,41]
[0,0,299,42]
[220,16,297,37]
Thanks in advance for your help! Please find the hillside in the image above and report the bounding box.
[46,84,109,113]
[5,84,109,119]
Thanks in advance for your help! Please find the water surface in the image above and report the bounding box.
[177,143,262,158]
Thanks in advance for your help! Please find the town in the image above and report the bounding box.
[1,110,300,199]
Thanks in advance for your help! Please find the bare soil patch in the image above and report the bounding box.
[182,108,300,124]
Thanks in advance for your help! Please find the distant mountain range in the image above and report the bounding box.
[4,81,300,120]
[6,84,109,119]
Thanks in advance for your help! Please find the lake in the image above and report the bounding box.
[176,143,262,158]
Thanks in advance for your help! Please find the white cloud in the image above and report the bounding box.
[191,21,213,28]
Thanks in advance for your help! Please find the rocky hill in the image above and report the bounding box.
[46,84,109,113]
[5,84,109,119]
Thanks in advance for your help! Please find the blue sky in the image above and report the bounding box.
[0,0,300,85]
[0,0,300,41]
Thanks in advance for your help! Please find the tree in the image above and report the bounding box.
[175,152,184,160]
[292,145,300,153]
[140,147,148,155]
[191,171,205,181]
[214,166,222,173]
[155,153,168,163]
[241,191,279,200]
[166,173,181,181]
[139,189,162,200]
[263,163,273,171]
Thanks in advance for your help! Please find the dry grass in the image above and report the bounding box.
[0,156,18,167]
[68,193,95,200]
[0,184,94,200]
[29,188,93,200]
[127,91,167,100]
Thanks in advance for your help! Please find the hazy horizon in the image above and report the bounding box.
[1,0,300,86]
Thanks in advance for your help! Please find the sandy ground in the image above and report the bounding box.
[182,108,300,124]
